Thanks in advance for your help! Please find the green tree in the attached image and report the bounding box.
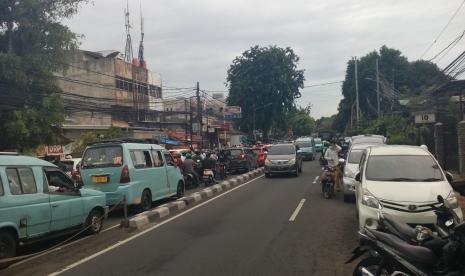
[72,127,123,155]
[286,105,315,137]
[0,0,87,151]
[332,46,448,132]
[226,45,305,139]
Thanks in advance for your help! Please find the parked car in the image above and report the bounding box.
[351,134,386,145]
[80,141,185,211]
[355,145,463,229]
[252,147,267,167]
[220,147,258,173]
[0,154,108,260]
[295,137,315,161]
[264,143,303,177]
[313,138,324,152]
[342,143,379,203]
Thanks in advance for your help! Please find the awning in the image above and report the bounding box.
[160,138,182,145]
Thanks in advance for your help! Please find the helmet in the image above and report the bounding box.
[323,141,330,147]
[185,153,192,159]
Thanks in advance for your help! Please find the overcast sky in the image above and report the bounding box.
[66,0,465,118]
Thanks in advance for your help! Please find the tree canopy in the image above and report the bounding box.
[226,45,305,139]
[0,0,87,151]
[332,46,448,132]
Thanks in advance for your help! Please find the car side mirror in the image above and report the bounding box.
[445,171,453,183]
[355,172,361,182]
[74,181,84,189]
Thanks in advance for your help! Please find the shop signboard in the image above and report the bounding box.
[224,106,242,120]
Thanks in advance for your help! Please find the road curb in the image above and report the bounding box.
[128,168,264,229]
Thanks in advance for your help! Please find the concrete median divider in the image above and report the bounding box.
[128,167,264,230]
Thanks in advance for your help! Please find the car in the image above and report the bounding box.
[342,143,379,203]
[80,140,185,211]
[313,138,324,152]
[355,145,463,229]
[0,154,108,260]
[252,147,267,167]
[351,134,386,145]
[264,143,303,177]
[220,147,258,173]
[295,137,315,161]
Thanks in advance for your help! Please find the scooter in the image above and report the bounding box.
[203,169,215,187]
[321,166,335,199]
[347,195,465,276]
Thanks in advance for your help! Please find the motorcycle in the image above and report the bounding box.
[215,160,227,180]
[203,169,215,187]
[183,172,198,188]
[347,195,465,276]
[321,165,336,199]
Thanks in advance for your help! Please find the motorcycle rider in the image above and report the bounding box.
[322,138,342,191]
[183,153,199,187]
[202,152,217,174]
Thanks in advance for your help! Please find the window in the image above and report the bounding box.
[348,150,363,164]
[82,146,123,169]
[268,145,295,155]
[366,155,443,182]
[6,168,37,195]
[152,150,165,167]
[130,150,153,169]
[45,170,75,193]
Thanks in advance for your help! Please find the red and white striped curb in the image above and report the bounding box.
[129,167,264,229]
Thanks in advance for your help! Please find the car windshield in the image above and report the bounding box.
[268,145,295,155]
[295,141,312,148]
[226,149,242,156]
[82,146,123,169]
[366,155,443,181]
[348,150,363,164]
[59,160,75,172]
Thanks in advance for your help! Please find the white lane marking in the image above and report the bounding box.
[289,199,306,222]
[48,175,265,276]
[312,176,319,184]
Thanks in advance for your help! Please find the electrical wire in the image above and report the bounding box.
[420,0,465,59]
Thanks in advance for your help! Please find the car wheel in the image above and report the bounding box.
[176,181,185,198]
[0,230,17,261]
[85,209,104,235]
[140,189,152,212]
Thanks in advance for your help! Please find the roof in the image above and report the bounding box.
[271,143,295,147]
[369,145,429,156]
[87,142,164,150]
[350,143,381,150]
[0,155,57,167]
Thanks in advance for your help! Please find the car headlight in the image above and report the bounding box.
[446,193,459,209]
[344,169,355,178]
[362,189,381,209]
[265,159,271,165]
[288,158,296,165]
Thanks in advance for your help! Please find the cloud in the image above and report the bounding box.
[66,0,465,118]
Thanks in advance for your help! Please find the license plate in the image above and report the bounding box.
[92,176,108,183]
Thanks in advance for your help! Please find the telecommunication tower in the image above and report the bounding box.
[124,0,133,63]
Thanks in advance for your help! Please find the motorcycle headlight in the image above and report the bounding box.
[288,158,296,165]
[446,193,459,209]
[362,189,381,209]
[265,158,271,165]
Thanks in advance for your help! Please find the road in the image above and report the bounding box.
[46,160,359,276]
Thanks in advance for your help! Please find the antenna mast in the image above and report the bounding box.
[138,1,145,67]
[124,0,133,63]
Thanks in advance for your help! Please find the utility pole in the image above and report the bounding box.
[196,82,202,149]
[376,58,381,119]
[184,99,188,142]
[354,57,360,123]
[189,98,193,148]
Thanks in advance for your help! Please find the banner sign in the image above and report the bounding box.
[224,106,242,120]
[47,145,64,156]
[414,112,436,124]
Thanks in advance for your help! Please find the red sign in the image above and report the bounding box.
[47,145,64,156]
[220,123,230,131]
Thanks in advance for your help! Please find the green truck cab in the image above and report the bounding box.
[0,155,108,261]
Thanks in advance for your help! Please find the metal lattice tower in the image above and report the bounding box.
[124,0,133,63]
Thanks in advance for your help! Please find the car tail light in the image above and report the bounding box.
[120,165,130,183]
[240,153,245,159]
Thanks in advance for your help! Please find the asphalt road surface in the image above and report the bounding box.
[48,160,359,276]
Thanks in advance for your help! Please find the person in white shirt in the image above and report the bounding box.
[322,139,342,191]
